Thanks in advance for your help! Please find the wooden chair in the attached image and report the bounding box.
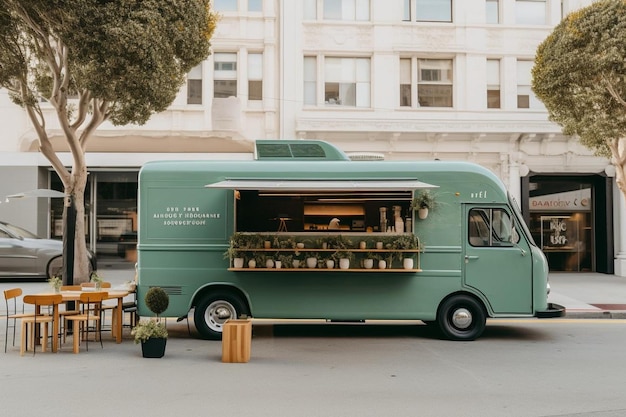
[81,282,114,330]
[119,286,138,329]
[60,285,82,291]
[64,292,107,354]
[80,282,112,289]
[20,294,63,356]
[4,288,36,353]
[57,285,82,342]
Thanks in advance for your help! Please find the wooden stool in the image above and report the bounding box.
[221,319,252,363]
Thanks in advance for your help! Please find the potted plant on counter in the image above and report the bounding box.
[90,271,104,290]
[48,275,62,293]
[132,286,169,358]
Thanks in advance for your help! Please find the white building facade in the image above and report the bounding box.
[0,0,624,275]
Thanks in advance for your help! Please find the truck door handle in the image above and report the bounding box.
[464,255,479,263]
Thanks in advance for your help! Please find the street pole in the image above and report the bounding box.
[63,194,76,285]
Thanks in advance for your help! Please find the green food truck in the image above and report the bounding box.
[137,140,564,341]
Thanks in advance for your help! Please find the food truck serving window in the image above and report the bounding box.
[205,179,437,233]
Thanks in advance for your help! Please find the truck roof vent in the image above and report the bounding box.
[255,140,350,161]
[347,152,385,161]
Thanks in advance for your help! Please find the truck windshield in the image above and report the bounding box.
[508,193,537,247]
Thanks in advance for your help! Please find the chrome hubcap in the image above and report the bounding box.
[452,308,472,329]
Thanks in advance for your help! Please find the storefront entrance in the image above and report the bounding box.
[50,170,139,262]
[525,174,613,273]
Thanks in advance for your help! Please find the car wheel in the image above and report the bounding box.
[193,292,249,340]
[47,256,63,280]
[437,295,486,341]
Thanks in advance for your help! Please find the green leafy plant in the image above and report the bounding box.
[131,320,168,343]
[48,276,62,291]
[90,271,103,284]
[333,250,355,261]
[411,190,438,211]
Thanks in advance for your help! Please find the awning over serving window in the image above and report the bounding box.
[205,179,438,191]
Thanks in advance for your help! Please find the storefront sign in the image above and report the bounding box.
[530,188,591,212]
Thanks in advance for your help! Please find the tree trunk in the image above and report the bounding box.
[610,138,626,207]
[64,164,91,283]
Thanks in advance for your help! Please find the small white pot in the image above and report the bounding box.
[363,259,374,269]
[248,259,256,268]
[233,258,244,268]
[403,258,414,270]
[418,208,429,220]
[376,242,384,250]
[378,260,387,269]
[292,260,300,268]
[339,258,350,270]
[266,259,275,269]
[306,257,317,268]
[326,259,335,269]
[275,261,282,269]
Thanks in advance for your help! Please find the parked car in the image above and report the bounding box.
[0,220,96,280]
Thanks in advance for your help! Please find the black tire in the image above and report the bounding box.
[47,255,95,280]
[47,256,63,279]
[437,295,486,341]
[193,291,249,340]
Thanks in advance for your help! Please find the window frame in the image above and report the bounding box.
[213,52,238,99]
[417,58,453,108]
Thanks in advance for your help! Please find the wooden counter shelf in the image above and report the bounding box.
[227,267,422,272]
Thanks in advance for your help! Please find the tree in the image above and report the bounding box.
[532,0,626,204]
[0,0,217,281]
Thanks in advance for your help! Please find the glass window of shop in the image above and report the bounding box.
[50,171,138,261]
[528,183,592,272]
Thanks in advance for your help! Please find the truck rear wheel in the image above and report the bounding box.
[194,292,249,340]
[437,295,486,341]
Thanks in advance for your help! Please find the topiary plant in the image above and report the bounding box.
[144,287,169,318]
[132,287,170,345]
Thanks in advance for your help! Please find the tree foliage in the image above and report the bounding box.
[0,0,217,280]
[532,0,626,198]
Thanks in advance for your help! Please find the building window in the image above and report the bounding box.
[404,0,452,22]
[487,59,500,109]
[248,0,262,12]
[400,58,412,107]
[187,64,203,105]
[213,0,238,12]
[323,0,369,21]
[304,56,317,105]
[418,59,453,107]
[324,57,370,107]
[515,0,546,25]
[517,59,541,109]
[304,0,317,19]
[248,53,263,101]
[214,53,237,98]
[486,0,499,24]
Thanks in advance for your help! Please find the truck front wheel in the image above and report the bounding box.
[194,292,249,340]
[437,295,486,341]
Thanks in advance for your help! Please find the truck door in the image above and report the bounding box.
[463,205,532,314]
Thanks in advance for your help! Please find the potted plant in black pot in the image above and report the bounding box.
[131,286,169,358]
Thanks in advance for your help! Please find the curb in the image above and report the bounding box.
[564,310,626,319]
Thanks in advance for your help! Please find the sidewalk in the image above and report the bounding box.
[548,272,626,318]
